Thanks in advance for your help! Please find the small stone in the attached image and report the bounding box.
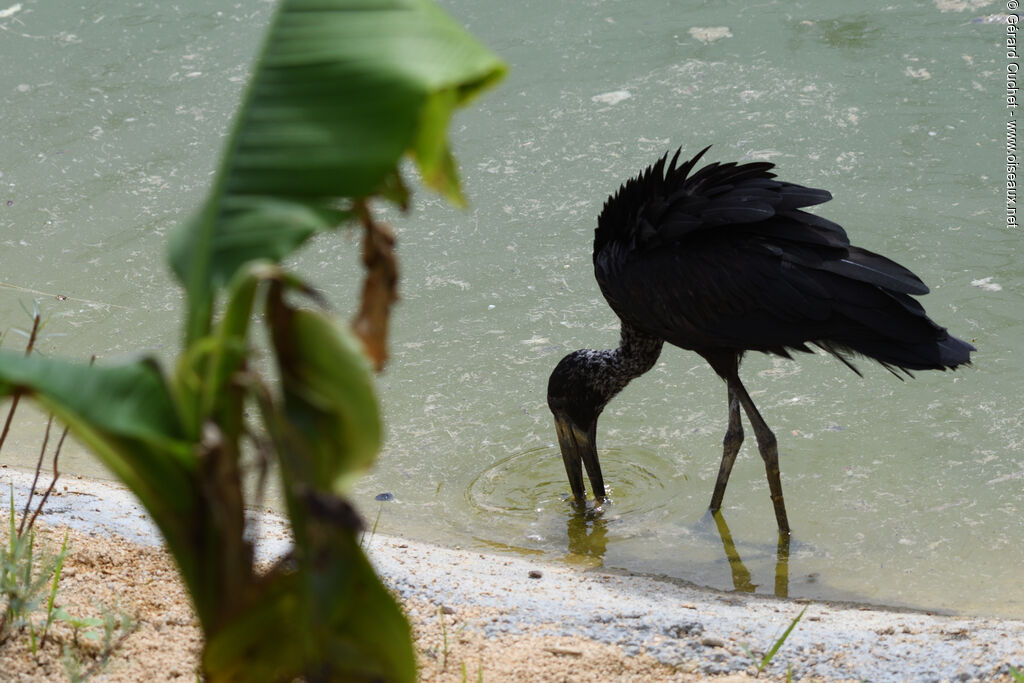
[441,605,455,615]
[667,621,703,638]
[700,636,725,648]
[528,570,543,579]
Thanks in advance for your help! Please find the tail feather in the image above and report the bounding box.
[838,329,974,372]
[819,247,929,296]
[935,332,976,368]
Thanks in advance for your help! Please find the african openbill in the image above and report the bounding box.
[546,147,974,534]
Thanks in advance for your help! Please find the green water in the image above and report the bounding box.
[1,0,1020,617]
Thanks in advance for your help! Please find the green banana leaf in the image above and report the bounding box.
[0,353,186,447]
[266,284,382,494]
[170,0,506,343]
[0,352,206,607]
[205,280,410,681]
[202,528,415,682]
[0,1,504,677]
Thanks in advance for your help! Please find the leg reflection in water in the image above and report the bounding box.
[561,505,790,593]
[565,506,609,563]
[711,510,790,597]
[561,506,791,597]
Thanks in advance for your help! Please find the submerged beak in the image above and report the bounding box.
[553,414,606,502]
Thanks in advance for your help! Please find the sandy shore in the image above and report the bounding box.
[3,466,1023,681]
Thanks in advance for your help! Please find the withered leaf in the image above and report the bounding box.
[351,206,399,372]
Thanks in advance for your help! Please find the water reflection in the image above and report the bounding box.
[710,510,790,598]
[561,503,792,599]
[564,501,609,563]
[1,0,1020,619]
[470,444,797,598]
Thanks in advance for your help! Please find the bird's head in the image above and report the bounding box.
[547,349,616,504]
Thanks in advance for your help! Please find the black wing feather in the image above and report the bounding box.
[819,247,929,295]
[593,147,975,373]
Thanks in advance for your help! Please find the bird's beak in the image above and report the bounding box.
[553,414,606,503]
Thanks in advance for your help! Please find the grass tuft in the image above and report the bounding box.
[740,605,807,677]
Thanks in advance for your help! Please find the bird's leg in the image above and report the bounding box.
[729,375,791,535]
[709,385,743,512]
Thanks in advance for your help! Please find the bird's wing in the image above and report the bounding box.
[597,234,943,365]
[594,148,938,353]
[595,147,850,256]
[593,148,972,372]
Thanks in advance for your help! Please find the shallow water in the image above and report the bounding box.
[1,1,1021,617]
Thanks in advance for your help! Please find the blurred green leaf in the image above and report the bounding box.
[171,0,506,343]
[0,1,504,678]
[0,352,186,447]
[266,283,382,494]
[0,354,194,515]
[204,527,414,682]
[0,353,208,613]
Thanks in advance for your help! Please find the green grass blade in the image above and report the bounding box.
[41,530,69,647]
[758,605,807,673]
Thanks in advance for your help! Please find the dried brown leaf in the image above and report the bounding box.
[351,205,399,372]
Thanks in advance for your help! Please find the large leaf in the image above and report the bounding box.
[265,283,382,494]
[203,529,415,682]
[170,0,506,343]
[200,281,414,681]
[0,353,206,608]
[0,353,187,449]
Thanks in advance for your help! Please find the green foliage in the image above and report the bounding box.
[2,489,129,681]
[264,287,383,493]
[169,0,505,344]
[0,319,141,678]
[740,605,807,677]
[51,608,103,641]
[58,607,138,683]
[1,490,66,649]
[1,492,41,641]
[39,527,67,648]
[0,0,503,680]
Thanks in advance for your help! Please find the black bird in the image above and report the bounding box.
[547,147,975,534]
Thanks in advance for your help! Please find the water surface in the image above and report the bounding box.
[0,0,1020,617]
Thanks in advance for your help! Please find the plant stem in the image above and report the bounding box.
[39,530,69,648]
[25,422,69,536]
[440,606,450,671]
[0,307,42,466]
[19,416,53,537]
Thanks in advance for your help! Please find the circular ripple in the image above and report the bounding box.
[466,445,688,519]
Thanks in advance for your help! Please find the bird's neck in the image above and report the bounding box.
[615,323,664,380]
[586,324,664,401]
